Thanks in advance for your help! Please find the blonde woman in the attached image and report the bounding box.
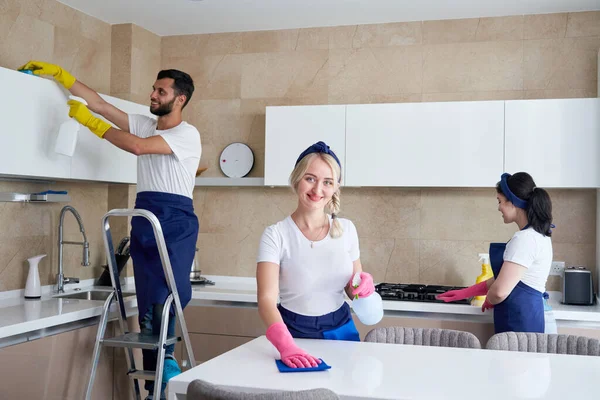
[256,141,375,369]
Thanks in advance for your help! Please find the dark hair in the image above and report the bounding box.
[496,172,553,236]
[156,69,194,109]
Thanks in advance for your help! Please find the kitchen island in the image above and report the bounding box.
[168,335,600,400]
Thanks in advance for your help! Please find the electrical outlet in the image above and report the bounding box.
[550,261,565,276]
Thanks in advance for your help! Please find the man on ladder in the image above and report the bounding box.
[20,60,201,400]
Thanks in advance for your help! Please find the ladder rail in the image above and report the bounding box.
[152,293,175,400]
[101,214,131,338]
[101,211,143,399]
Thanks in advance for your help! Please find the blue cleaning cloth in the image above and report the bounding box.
[19,69,35,75]
[33,190,68,195]
[275,359,331,373]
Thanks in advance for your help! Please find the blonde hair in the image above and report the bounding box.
[289,153,343,238]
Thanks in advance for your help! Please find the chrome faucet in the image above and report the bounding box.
[57,205,90,292]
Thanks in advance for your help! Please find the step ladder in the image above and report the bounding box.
[85,208,197,400]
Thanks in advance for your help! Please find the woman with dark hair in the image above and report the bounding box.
[437,172,554,334]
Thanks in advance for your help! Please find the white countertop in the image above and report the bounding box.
[0,279,138,342]
[190,276,600,324]
[168,335,600,400]
[1,275,599,344]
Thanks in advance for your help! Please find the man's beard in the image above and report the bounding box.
[150,97,176,116]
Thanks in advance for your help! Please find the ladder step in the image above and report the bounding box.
[102,332,181,350]
[128,369,157,381]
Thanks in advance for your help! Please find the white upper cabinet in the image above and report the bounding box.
[70,94,154,184]
[265,105,346,186]
[504,98,600,188]
[345,101,505,187]
[1,66,72,180]
[0,66,153,184]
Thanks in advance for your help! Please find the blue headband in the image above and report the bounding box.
[500,173,529,209]
[295,141,341,169]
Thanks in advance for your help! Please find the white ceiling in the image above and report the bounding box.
[58,0,600,37]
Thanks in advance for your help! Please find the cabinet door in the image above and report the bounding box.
[1,66,72,179]
[70,94,155,184]
[0,323,114,400]
[505,98,600,188]
[265,105,346,186]
[345,101,505,187]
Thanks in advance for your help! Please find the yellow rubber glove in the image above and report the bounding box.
[67,100,111,139]
[19,60,76,89]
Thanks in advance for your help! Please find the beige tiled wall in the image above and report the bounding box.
[111,23,162,105]
[0,0,112,93]
[163,11,600,288]
[0,180,110,291]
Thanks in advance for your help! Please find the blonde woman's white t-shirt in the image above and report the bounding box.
[257,216,360,316]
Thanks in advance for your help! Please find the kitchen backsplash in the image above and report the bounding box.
[0,1,598,291]
[191,186,596,291]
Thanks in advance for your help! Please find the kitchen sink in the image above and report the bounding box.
[54,290,136,301]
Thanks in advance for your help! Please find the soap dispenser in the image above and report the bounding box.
[24,254,46,299]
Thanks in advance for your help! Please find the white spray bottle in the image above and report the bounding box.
[54,95,87,157]
[24,254,46,299]
[350,272,384,325]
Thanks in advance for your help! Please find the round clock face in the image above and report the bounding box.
[219,143,254,178]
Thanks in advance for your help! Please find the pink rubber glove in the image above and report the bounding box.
[481,298,494,312]
[266,322,321,369]
[350,272,375,299]
[436,281,489,302]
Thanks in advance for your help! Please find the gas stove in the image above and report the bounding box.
[375,283,471,305]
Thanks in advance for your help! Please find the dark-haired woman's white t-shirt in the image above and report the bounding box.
[503,227,553,293]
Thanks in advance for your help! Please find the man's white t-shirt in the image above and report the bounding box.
[503,227,553,293]
[257,216,360,317]
[128,114,201,199]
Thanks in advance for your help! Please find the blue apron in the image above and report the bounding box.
[130,191,199,323]
[489,242,545,334]
[278,302,360,342]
